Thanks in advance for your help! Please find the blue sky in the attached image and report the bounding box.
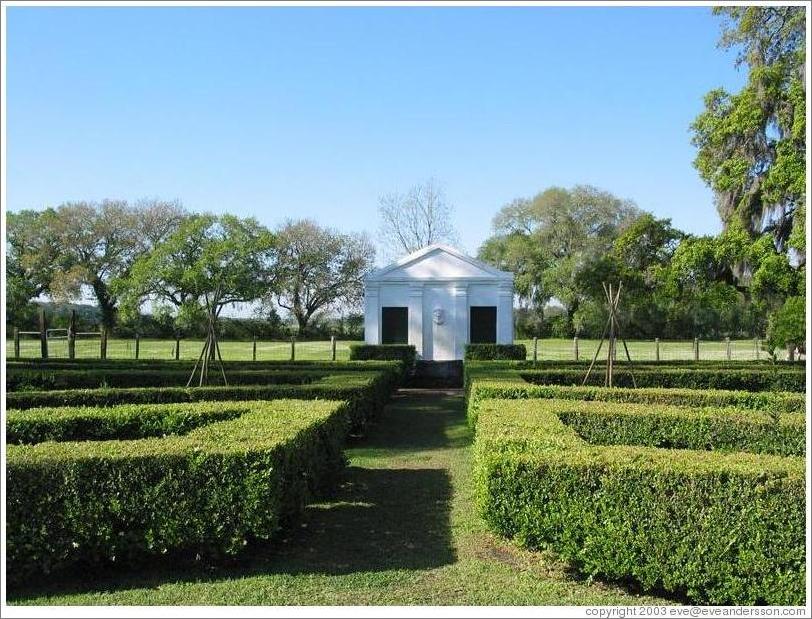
[6,5,746,257]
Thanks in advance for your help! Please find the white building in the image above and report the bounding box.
[363,244,514,361]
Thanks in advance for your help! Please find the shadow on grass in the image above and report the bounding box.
[8,398,458,601]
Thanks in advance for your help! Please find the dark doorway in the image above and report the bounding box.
[381,307,409,344]
[469,306,497,344]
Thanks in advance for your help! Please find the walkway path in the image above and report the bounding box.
[17,389,668,605]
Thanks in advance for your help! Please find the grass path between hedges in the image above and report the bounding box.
[12,389,671,606]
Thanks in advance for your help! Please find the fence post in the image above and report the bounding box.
[331,335,337,361]
[573,336,579,361]
[290,336,296,362]
[135,333,140,359]
[755,337,760,360]
[655,337,660,362]
[175,335,181,360]
[725,336,731,360]
[533,337,538,365]
[39,306,48,359]
[100,326,108,360]
[14,327,20,359]
[67,309,76,359]
[693,337,699,361]
[252,336,257,362]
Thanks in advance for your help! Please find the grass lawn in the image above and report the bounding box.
[7,338,360,362]
[9,389,670,606]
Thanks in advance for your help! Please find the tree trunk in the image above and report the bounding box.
[91,278,118,329]
[295,312,309,337]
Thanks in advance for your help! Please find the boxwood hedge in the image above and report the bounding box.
[7,402,250,445]
[464,344,527,361]
[348,344,416,372]
[6,399,349,584]
[473,399,806,604]
[6,370,399,433]
[5,368,328,392]
[465,379,805,426]
[551,399,803,456]
[516,367,805,392]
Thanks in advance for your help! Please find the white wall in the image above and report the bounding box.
[367,279,513,360]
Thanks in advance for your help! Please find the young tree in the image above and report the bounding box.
[271,219,375,336]
[378,178,458,258]
[117,214,276,331]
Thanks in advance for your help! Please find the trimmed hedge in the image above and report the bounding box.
[6,368,325,392]
[6,371,400,433]
[473,399,806,604]
[466,379,805,426]
[6,359,400,372]
[7,399,349,584]
[552,399,804,456]
[516,367,805,392]
[348,344,416,373]
[7,402,250,445]
[464,344,527,361]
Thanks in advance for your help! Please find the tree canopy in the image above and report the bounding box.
[378,178,458,258]
[116,214,276,330]
[270,219,375,335]
[691,6,805,253]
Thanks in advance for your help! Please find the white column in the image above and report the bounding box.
[496,281,514,344]
[364,283,380,344]
[408,284,424,358]
[453,284,469,359]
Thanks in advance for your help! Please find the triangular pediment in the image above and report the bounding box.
[367,244,512,282]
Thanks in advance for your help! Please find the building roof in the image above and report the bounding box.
[366,243,513,283]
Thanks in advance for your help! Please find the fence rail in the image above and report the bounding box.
[8,334,354,361]
[5,332,796,362]
[518,337,788,362]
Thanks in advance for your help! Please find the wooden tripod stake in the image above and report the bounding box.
[187,287,229,387]
[582,281,636,388]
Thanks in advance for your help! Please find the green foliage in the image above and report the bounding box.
[478,185,640,332]
[6,368,322,391]
[766,295,806,353]
[349,344,416,369]
[473,399,805,604]
[464,344,526,361]
[554,399,804,457]
[7,402,247,445]
[270,219,375,335]
[465,378,805,427]
[6,368,400,433]
[517,367,804,392]
[8,201,188,328]
[116,213,276,330]
[6,400,349,584]
[692,7,805,249]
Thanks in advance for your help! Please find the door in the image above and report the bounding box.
[469,306,497,343]
[428,288,454,360]
[381,307,408,344]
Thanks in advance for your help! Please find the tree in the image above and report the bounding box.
[6,199,187,329]
[271,219,375,336]
[5,210,62,325]
[378,178,458,258]
[478,185,641,332]
[691,6,805,252]
[116,214,276,334]
[766,296,805,357]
